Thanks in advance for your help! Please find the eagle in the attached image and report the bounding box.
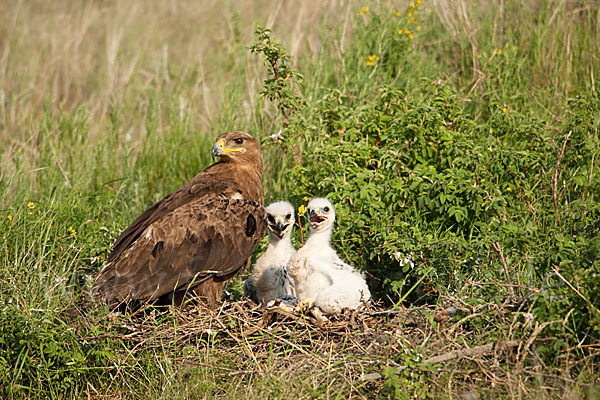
[287,198,370,313]
[243,201,296,305]
[94,131,267,309]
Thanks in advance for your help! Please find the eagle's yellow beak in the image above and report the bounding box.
[211,139,225,160]
[211,139,244,160]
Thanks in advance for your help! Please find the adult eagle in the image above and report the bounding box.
[94,131,267,308]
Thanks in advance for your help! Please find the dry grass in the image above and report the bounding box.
[0,0,342,136]
[0,0,352,209]
[70,296,599,399]
[0,0,345,177]
[431,0,599,96]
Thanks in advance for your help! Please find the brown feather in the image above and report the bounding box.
[94,131,266,308]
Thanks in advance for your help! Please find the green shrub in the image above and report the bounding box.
[252,3,600,356]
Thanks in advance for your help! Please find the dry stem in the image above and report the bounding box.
[552,130,572,226]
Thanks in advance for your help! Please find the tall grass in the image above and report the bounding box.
[0,0,598,397]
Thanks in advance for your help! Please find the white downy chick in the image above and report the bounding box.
[243,201,296,304]
[287,198,371,313]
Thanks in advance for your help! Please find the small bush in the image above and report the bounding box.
[253,4,600,360]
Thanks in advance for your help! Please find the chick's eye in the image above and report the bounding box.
[234,138,244,145]
[286,214,291,220]
[324,207,330,212]
[267,215,275,223]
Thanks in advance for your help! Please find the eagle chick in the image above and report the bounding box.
[244,201,296,304]
[287,198,371,313]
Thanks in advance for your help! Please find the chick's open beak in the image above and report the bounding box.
[276,221,287,233]
[268,216,289,238]
[308,209,327,224]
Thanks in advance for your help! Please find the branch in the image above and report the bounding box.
[362,340,521,381]
[296,211,304,246]
[552,130,572,226]
[277,140,293,168]
[492,242,515,298]
[268,58,289,127]
[552,265,600,318]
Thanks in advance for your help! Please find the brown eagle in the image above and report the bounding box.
[94,131,267,308]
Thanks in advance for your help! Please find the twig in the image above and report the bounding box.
[470,280,539,293]
[292,143,302,163]
[492,242,515,298]
[82,333,138,341]
[519,320,560,364]
[516,267,523,298]
[552,130,572,226]
[277,140,293,168]
[362,340,521,380]
[511,176,540,226]
[449,312,486,333]
[522,370,593,386]
[552,265,600,318]
[296,211,304,246]
[268,58,289,127]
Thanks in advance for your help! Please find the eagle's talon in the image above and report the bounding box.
[296,297,315,311]
[310,307,328,323]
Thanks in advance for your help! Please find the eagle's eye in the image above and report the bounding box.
[267,215,275,223]
[324,206,330,212]
[234,138,244,145]
[285,214,291,220]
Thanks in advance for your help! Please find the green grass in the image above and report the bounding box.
[1,0,599,398]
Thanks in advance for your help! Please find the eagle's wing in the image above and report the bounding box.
[107,170,231,264]
[95,193,266,303]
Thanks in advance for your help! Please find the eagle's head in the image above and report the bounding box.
[307,198,335,232]
[265,201,295,239]
[211,131,261,164]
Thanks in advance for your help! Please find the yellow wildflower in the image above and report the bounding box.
[396,12,401,17]
[360,6,369,16]
[298,205,306,216]
[7,215,13,221]
[27,202,35,209]
[506,187,511,192]
[417,25,422,31]
[417,0,422,4]
[408,33,414,39]
[497,49,503,55]
[405,29,410,34]
[408,9,413,16]
[398,29,403,35]
[68,226,76,237]
[502,107,507,113]
[302,196,311,202]
[365,54,379,66]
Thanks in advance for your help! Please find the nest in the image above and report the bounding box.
[94,299,418,360]
[79,298,598,398]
